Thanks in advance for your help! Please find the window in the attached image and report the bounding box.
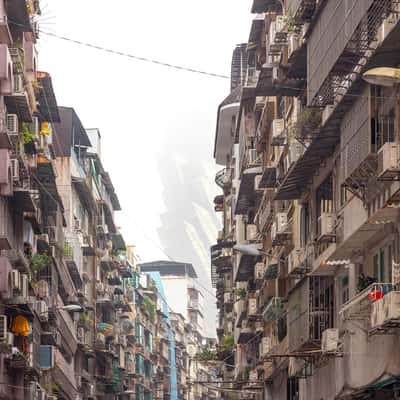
[287,377,299,400]
[300,204,310,247]
[135,323,144,345]
[373,242,394,283]
[340,274,349,306]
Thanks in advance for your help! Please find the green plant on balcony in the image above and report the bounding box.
[22,122,35,144]
[143,297,156,322]
[43,383,60,396]
[63,241,73,259]
[236,288,247,300]
[195,348,218,362]
[31,80,43,95]
[30,252,51,282]
[292,108,322,140]
[79,312,93,329]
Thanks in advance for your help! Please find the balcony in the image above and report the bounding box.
[237,322,256,344]
[259,163,277,189]
[288,276,333,353]
[63,237,83,290]
[286,0,317,24]
[235,250,261,282]
[57,307,78,357]
[235,166,263,215]
[53,348,78,399]
[256,195,274,234]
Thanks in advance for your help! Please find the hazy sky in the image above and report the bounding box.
[39,0,251,329]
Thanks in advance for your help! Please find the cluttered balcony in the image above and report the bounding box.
[277,2,400,201]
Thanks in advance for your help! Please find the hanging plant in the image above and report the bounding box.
[22,122,35,144]
[236,288,247,299]
[30,252,51,282]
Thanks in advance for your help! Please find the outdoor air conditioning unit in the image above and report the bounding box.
[12,269,20,291]
[322,105,334,126]
[289,142,304,164]
[246,224,258,241]
[13,74,23,93]
[39,345,55,369]
[248,298,258,315]
[383,291,400,323]
[248,149,259,165]
[10,159,19,181]
[0,316,7,342]
[6,114,18,135]
[260,337,272,356]
[275,16,288,36]
[288,33,300,59]
[20,274,28,298]
[37,301,48,322]
[276,212,288,234]
[377,142,400,180]
[321,328,340,353]
[272,119,284,140]
[318,213,335,237]
[255,262,265,280]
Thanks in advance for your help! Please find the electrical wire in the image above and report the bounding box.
[38,30,230,80]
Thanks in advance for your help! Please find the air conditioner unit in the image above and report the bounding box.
[37,300,48,321]
[321,328,339,353]
[322,105,334,126]
[288,248,305,275]
[275,16,288,36]
[377,142,400,180]
[383,291,400,323]
[20,274,28,298]
[288,34,300,59]
[247,149,259,165]
[248,298,258,315]
[318,213,335,238]
[246,224,258,241]
[0,316,7,342]
[276,212,288,233]
[10,159,19,181]
[13,74,23,93]
[272,119,284,140]
[289,142,304,164]
[255,262,265,279]
[260,337,272,356]
[12,269,20,291]
[39,345,55,369]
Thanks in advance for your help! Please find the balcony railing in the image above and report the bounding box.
[339,282,393,320]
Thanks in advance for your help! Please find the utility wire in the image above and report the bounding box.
[38,30,230,80]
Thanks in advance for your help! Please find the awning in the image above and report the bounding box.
[251,0,282,13]
[6,0,32,32]
[235,166,262,215]
[65,259,83,290]
[4,93,32,122]
[72,177,97,213]
[235,253,260,282]
[13,189,36,212]
[37,72,61,123]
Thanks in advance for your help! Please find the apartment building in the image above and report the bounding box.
[213,1,400,399]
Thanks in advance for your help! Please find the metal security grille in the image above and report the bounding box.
[308,0,398,106]
[340,86,371,184]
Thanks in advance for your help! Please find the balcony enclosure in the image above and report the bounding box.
[288,276,334,353]
[340,85,396,202]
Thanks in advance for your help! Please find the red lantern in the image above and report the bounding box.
[368,290,383,301]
